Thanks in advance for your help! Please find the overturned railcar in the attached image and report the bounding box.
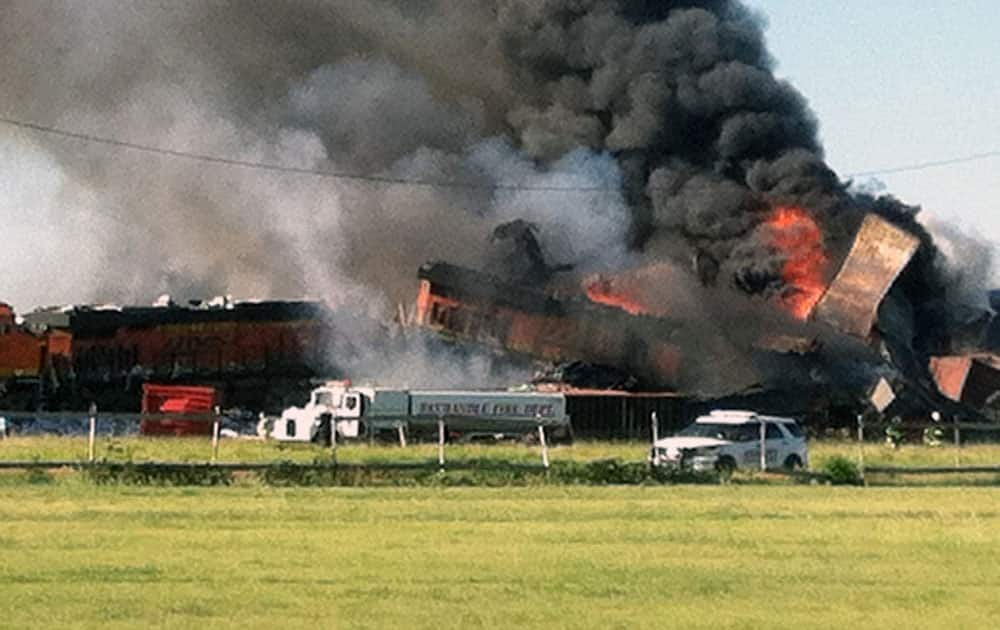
[414,261,682,389]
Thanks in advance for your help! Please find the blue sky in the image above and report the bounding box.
[746,1,1000,256]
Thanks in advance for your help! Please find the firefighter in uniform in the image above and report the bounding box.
[885,415,904,449]
[923,411,945,447]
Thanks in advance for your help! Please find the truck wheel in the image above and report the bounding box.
[715,456,736,480]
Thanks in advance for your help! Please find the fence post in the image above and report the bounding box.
[88,403,97,463]
[856,414,865,478]
[211,406,221,463]
[396,423,407,448]
[759,420,766,472]
[650,411,659,444]
[330,418,338,460]
[437,418,445,471]
[537,423,550,470]
[953,415,960,467]
[0,415,6,441]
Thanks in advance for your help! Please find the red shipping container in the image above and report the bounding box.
[140,384,217,436]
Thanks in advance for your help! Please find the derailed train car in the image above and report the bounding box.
[414,261,683,388]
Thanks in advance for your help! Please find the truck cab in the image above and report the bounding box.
[262,381,362,443]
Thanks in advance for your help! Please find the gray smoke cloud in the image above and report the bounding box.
[0,0,980,389]
[0,1,645,317]
[926,220,995,313]
[0,0,828,312]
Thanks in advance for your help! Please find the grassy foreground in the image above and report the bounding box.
[1,484,999,629]
[1,435,647,465]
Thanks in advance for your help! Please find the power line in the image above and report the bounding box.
[845,150,1000,178]
[0,114,609,192]
[3,111,997,189]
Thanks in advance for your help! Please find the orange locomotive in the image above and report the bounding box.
[4,300,335,411]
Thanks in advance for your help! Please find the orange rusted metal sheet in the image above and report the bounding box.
[813,214,920,338]
[930,356,972,402]
[930,354,1000,408]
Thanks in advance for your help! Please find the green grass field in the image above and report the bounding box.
[1,484,999,629]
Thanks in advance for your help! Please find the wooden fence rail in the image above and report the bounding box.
[864,465,1000,475]
[0,460,550,473]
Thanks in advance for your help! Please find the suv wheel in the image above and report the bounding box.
[715,456,736,480]
[783,454,803,472]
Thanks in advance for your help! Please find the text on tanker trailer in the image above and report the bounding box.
[260,381,572,443]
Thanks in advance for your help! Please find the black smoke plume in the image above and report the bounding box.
[0,1,983,389]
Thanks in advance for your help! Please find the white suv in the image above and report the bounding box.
[650,410,809,474]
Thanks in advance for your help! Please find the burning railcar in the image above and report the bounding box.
[413,206,997,428]
[414,261,682,388]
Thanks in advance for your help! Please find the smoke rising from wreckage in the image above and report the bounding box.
[0,1,997,421]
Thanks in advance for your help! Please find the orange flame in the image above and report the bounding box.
[767,206,828,319]
[585,278,648,315]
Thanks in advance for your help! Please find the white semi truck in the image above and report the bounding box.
[260,381,572,444]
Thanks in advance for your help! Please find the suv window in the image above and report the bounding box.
[733,423,761,442]
[783,423,804,438]
[765,423,784,439]
[680,423,747,441]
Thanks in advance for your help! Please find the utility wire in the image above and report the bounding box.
[0,114,608,192]
[845,151,1000,178]
[2,112,997,188]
